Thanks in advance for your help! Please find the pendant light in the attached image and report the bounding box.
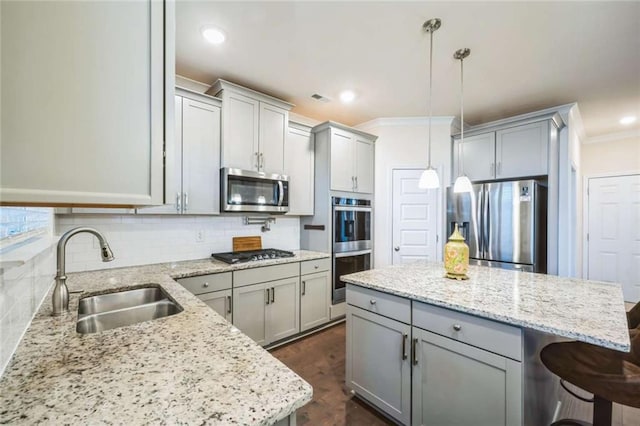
[418,18,441,189]
[453,48,473,193]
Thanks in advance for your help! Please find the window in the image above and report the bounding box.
[0,207,53,250]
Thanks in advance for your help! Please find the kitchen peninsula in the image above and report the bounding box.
[342,262,630,426]
[0,251,330,425]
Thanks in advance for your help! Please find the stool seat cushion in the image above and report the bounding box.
[541,333,640,408]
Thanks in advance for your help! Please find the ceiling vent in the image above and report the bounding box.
[311,93,331,103]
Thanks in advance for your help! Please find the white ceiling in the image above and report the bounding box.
[176,1,640,139]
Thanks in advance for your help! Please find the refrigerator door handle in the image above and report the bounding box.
[483,185,490,260]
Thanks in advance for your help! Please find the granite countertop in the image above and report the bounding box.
[0,250,329,425]
[342,262,630,352]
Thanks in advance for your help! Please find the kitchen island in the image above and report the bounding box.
[0,250,329,425]
[341,262,630,426]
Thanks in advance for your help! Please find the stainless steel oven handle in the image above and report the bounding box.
[334,250,372,258]
[333,206,372,212]
[277,181,284,206]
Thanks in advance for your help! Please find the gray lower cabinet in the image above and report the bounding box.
[233,277,300,346]
[411,327,522,426]
[300,271,330,332]
[197,289,232,322]
[346,305,411,425]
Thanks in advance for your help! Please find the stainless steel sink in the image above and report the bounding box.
[76,286,183,334]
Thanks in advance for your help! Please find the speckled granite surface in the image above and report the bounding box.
[342,262,630,352]
[0,250,328,425]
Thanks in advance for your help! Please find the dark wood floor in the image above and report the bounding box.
[270,322,393,425]
[270,322,640,426]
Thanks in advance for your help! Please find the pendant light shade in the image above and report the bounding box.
[419,168,440,189]
[418,18,441,190]
[453,47,472,193]
[453,175,473,193]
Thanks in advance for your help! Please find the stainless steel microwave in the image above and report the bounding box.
[221,168,289,213]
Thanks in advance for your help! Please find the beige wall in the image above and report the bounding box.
[357,117,454,268]
[581,136,640,176]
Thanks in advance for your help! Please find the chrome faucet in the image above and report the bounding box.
[52,227,114,316]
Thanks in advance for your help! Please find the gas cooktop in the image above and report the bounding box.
[212,249,295,264]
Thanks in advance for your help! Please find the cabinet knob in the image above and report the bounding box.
[394,246,400,252]
[203,282,209,288]
[370,299,377,305]
[314,265,319,269]
[453,324,462,331]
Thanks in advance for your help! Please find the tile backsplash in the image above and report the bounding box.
[55,214,301,273]
[0,243,55,375]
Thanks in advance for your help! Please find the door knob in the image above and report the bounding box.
[394,246,400,252]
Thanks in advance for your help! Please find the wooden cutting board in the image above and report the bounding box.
[233,236,262,252]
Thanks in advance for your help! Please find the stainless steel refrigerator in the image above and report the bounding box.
[446,179,547,273]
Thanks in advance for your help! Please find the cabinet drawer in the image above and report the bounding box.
[346,284,411,324]
[413,302,522,361]
[301,257,330,275]
[177,272,232,295]
[234,262,299,287]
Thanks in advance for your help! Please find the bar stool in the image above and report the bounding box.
[540,330,640,426]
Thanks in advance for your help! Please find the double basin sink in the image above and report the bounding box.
[76,286,183,334]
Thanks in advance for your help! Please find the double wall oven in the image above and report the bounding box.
[332,197,372,304]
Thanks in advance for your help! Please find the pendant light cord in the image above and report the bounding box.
[459,55,464,176]
[427,28,433,169]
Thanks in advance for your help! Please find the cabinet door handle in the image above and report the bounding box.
[227,296,232,314]
[266,288,270,305]
[254,152,259,170]
[271,287,275,303]
[352,176,355,191]
[260,153,264,170]
[402,333,408,360]
[412,338,419,365]
[183,192,188,211]
[176,192,181,212]
[355,176,358,190]
[453,324,462,332]
[302,281,306,296]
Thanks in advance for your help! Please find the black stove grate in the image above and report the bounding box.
[212,248,295,264]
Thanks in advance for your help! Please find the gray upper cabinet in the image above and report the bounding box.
[496,121,549,179]
[314,122,376,194]
[453,120,550,183]
[138,89,221,215]
[208,80,293,175]
[285,124,315,216]
[0,0,173,206]
[453,133,496,182]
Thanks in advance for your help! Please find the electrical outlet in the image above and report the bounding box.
[195,230,205,243]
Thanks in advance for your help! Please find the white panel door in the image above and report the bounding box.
[588,174,640,302]
[233,282,267,345]
[222,92,260,171]
[284,126,315,215]
[453,133,496,182]
[267,277,300,343]
[392,169,438,265]
[330,130,355,192]
[259,103,287,173]
[182,98,221,214]
[355,138,374,194]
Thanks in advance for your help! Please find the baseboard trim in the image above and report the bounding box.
[266,318,346,350]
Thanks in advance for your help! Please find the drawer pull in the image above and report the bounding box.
[203,282,209,288]
[369,299,377,305]
[453,324,462,331]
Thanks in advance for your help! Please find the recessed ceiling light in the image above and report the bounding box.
[620,116,637,125]
[340,90,356,103]
[201,26,226,45]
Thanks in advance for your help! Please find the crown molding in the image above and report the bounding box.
[355,116,455,132]
[585,129,640,145]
